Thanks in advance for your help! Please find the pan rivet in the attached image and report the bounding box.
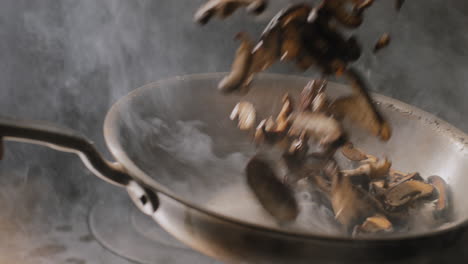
[126,181,159,215]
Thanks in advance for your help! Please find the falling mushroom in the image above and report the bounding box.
[341,142,368,161]
[194,0,268,24]
[395,0,405,11]
[330,68,392,141]
[246,155,299,222]
[230,101,256,130]
[373,33,391,53]
[218,33,255,93]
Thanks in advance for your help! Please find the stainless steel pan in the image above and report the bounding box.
[1,73,468,263]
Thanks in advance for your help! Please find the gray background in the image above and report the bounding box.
[0,0,467,263]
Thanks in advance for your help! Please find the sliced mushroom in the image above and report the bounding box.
[373,33,391,53]
[325,160,377,229]
[387,172,423,189]
[194,0,267,24]
[276,94,294,132]
[341,157,391,180]
[341,142,368,161]
[230,101,256,130]
[353,214,392,236]
[330,68,392,141]
[218,33,254,93]
[288,112,344,146]
[428,176,451,219]
[370,180,386,196]
[384,180,435,208]
[299,79,328,112]
[246,155,299,222]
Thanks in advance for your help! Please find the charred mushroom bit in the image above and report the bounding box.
[194,0,452,236]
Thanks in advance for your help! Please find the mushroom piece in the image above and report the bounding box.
[326,160,377,229]
[373,33,391,53]
[299,80,328,112]
[341,157,391,180]
[340,142,368,161]
[245,155,299,222]
[218,33,255,93]
[428,176,451,219]
[276,94,294,132]
[330,68,392,141]
[230,101,256,130]
[387,172,423,189]
[353,214,392,236]
[288,112,344,146]
[194,0,267,24]
[384,180,435,208]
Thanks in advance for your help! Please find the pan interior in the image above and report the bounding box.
[104,73,468,238]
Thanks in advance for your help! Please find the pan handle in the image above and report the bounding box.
[0,116,159,215]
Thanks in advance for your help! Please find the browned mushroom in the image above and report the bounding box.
[428,176,451,219]
[341,142,368,161]
[370,180,386,196]
[387,172,423,189]
[325,160,377,229]
[230,101,256,130]
[288,112,344,146]
[384,180,435,208]
[218,33,255,93]
[194,0,267,24]
[353,214,392,236]
[373,33,391,53]
[246,155,299,222]
[330,68,392,141]
[341,157,391,180]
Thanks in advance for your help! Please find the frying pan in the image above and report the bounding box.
[1,73,468,263]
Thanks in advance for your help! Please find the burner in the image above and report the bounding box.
[89,193,218,264]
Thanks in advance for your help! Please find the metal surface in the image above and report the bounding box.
[2,73,468,263]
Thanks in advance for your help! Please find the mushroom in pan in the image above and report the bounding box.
[428,175,451,219]
[230,101,256,130]
[341,157,392,180]
[373,33,391,53]
[330,68,392,141]
[325,160,378,230]
[384,180,435,208]
[218,33,255,93]
[352,214,392,236]
[194,0,267,24]
[387,171,423,189]
[340,142,368,161]
[245,155,299,222]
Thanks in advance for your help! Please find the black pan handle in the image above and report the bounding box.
[0,116,159,215]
